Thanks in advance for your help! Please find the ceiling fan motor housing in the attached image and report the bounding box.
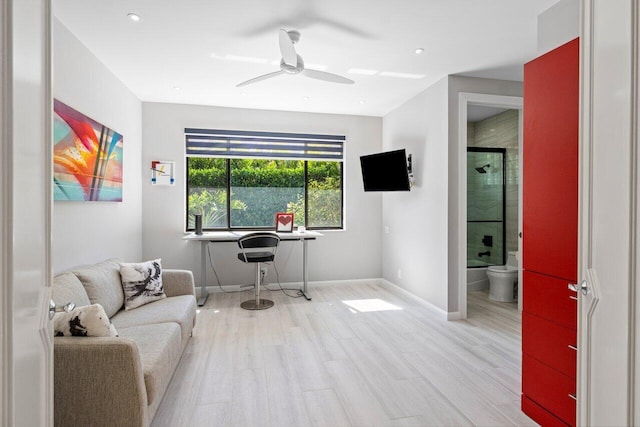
[281,55,304,74]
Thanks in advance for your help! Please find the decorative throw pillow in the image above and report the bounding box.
[53,304,118,337]
[119,259,166,310]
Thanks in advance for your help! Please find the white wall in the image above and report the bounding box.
[382,78,449,310]
[537,0,580,55]
[52,19,143,272]
[141,102,382,287]
[382,76,522,314]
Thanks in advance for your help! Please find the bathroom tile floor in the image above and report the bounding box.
[152,283,536,427]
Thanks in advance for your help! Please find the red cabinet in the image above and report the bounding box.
[522,37,579,427]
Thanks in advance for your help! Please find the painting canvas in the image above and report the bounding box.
[53,99,123,201]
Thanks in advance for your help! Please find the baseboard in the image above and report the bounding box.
[467,279,489,291]
[446,311,463,320]
[379,279,449,320]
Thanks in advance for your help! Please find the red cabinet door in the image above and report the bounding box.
[522,311,577,379]
[523,354,576,426]
[523,38,579,282]
[523,270,577,331]
[522,37,580,427]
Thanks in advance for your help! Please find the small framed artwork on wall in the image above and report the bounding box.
[275,212,294,232]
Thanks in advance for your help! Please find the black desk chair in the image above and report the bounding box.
[237,232,280,310]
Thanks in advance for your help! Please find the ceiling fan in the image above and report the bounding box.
[236,29,355,88]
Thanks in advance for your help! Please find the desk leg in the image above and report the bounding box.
[198,241,209,306]
[300,239,312,301]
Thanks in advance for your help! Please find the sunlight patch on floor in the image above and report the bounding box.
[342,298,402,313]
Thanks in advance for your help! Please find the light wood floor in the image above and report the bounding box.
[152,284,536,427]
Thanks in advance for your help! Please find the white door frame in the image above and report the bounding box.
[578,0,639,425]
[1,2,8,424]
[1,1,53,426]
[457,92,523,319]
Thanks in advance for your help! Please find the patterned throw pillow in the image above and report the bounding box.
[54,304,118,337]
[119,259,166,310]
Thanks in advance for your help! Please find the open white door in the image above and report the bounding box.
[578,1,639,425]
[1,0,53,426]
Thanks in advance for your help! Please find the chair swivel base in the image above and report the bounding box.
[240,298,274,310]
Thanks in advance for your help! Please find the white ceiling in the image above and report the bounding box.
[53,0,558,117]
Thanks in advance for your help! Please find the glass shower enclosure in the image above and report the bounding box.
[467,147,506,268]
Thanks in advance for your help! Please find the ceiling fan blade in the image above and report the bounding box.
[302,68,355,85]
[279,29,297,67]
[236,70,285,87]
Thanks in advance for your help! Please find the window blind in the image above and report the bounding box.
[185,128,345,161]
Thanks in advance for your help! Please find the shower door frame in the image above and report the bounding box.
[466,146,507,269]
[457,92,523,320]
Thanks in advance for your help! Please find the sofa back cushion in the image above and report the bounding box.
[52,272,91,308]
[73,259,124,318]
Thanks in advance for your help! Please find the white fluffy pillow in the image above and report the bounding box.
[119,259,166,310]
[54,304,118,337]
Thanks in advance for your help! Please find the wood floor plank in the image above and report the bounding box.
[262,344,313,427]
[230,368,269,427]
[302,388,351,427]
[325,359,391,425]
[284,326,335,392]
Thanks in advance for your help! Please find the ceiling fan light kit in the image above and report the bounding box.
[236,29,355,88]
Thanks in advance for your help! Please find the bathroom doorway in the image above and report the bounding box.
[457,93,523,319]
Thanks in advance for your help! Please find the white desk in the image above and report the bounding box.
[183,230,322,306]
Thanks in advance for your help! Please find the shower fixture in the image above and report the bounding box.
[475,164,491,173]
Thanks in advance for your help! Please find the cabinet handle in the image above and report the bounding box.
[569,393,577,401]
[568,280,588,296]
[569,295,578,301]
[568,344,577,351]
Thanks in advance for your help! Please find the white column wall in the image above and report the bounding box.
[381,78,450,311]
[52,19,143,272]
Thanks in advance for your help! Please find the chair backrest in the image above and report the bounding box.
[237,232,280,250]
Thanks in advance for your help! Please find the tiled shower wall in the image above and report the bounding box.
[467,109,519,256]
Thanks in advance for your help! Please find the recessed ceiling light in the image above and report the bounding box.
[414,48,425,55]
[359,100,366,104]
[172,86,181,91]
[303,96,310,101]
[127,13,141,22]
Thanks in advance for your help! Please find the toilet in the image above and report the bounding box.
[487,251,518,302]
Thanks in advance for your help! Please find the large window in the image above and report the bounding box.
[185,129,344,231]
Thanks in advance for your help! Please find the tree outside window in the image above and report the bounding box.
[186,158,342,230]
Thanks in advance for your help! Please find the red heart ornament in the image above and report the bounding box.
[278,215,292,226]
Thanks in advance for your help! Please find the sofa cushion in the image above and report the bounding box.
[53,304,118,337]
[119,259,166,310]
[111,295,196,347]
[52,272,91,308]
[117,323,182,406]
[73,259,124,318]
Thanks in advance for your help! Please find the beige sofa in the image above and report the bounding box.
[52,259,197,427]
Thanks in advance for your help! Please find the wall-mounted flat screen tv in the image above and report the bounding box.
[360,149,411,191]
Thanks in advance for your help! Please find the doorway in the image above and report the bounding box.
[457,93,523,319]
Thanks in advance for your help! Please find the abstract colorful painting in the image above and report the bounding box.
[53,99,123,201]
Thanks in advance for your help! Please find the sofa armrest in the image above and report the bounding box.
[162,269,196,298]
[54,337,148,427]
